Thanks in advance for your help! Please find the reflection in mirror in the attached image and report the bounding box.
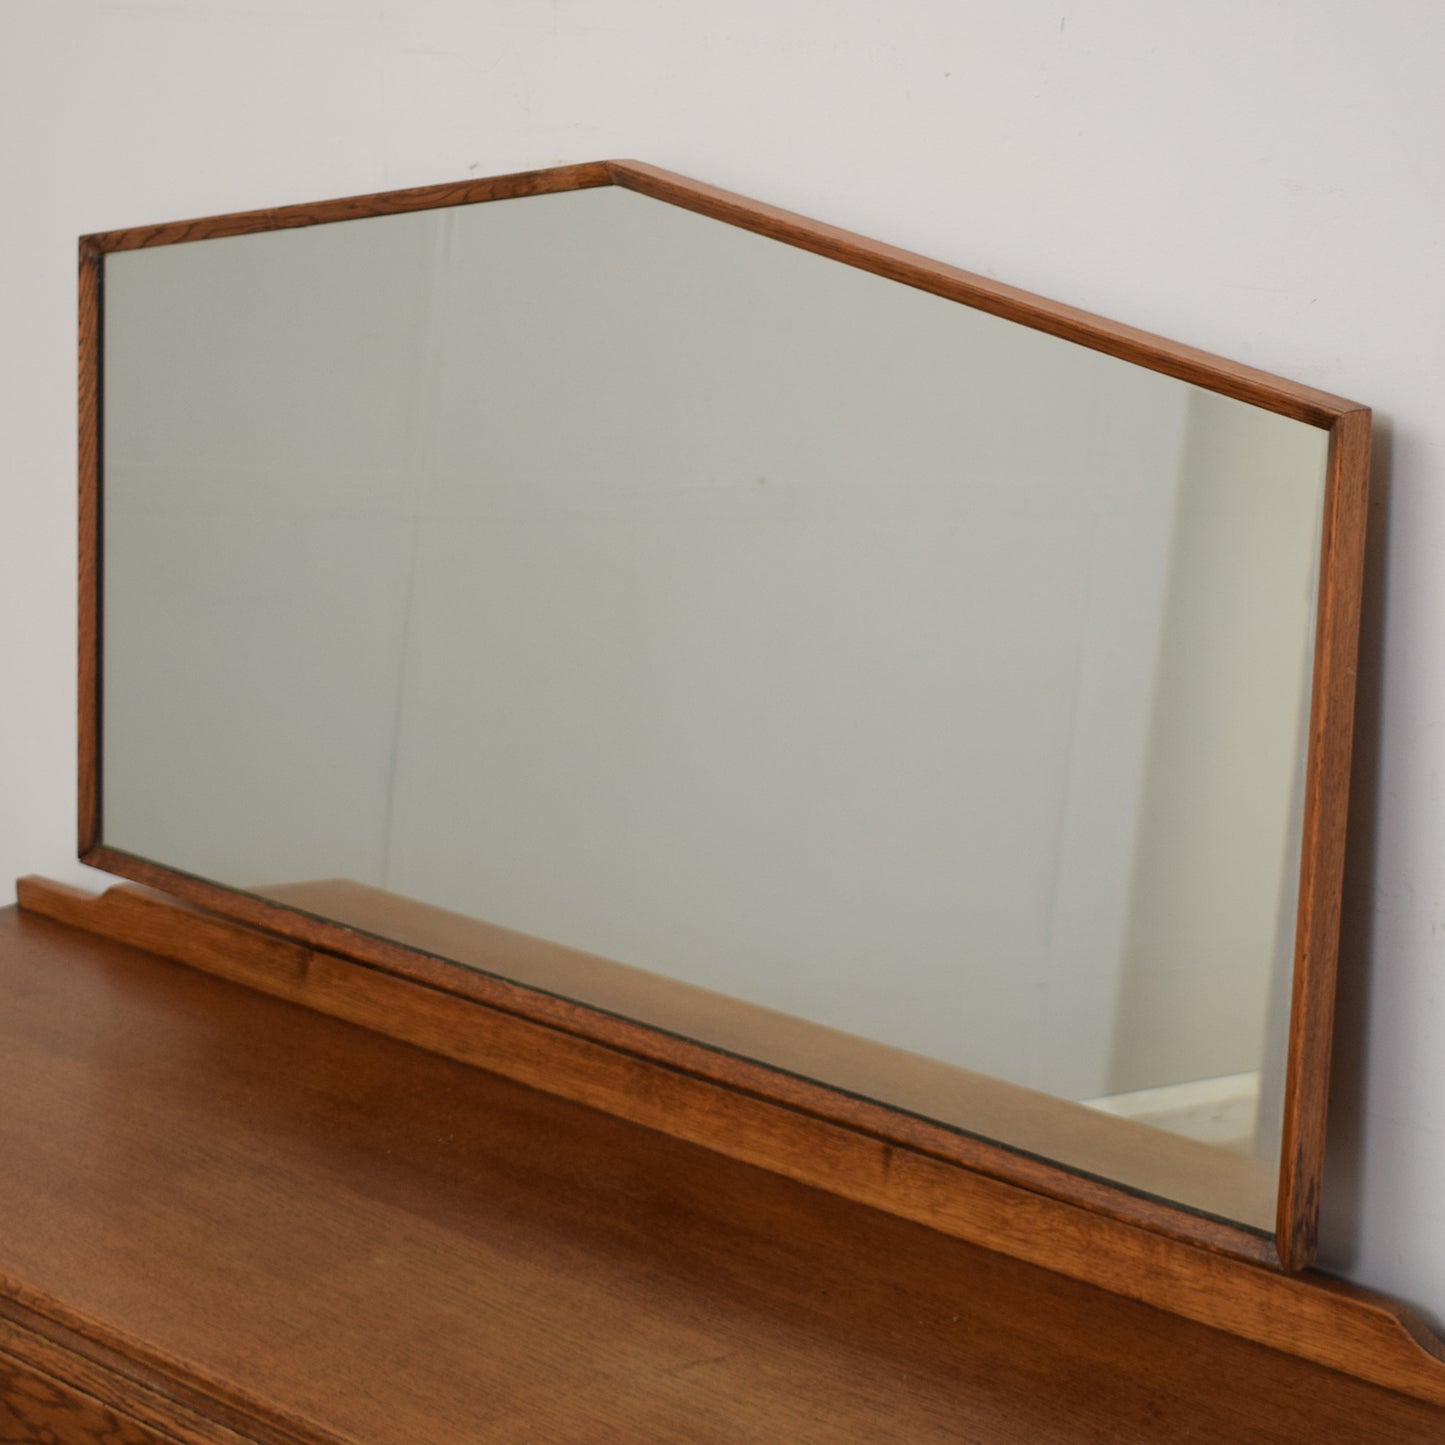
[100,184,1330,1234]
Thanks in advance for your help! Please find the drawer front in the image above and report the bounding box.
[0,1348,172,1444]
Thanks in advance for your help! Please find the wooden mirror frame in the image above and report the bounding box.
[73,159,1370,1273]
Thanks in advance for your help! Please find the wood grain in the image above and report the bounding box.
[77,240,100,857]
[0,1346,170,1444]
[16,877,1445,1411]
[80,163,612,255]
[34,870,1279,1266]
[1276,405,1373,1269]
[3,901,1445,1442]
[0,1305,335,1445]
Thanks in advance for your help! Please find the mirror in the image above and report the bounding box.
[84,162,1368,1263]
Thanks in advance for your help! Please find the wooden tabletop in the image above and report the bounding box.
[1,902,1441,1444]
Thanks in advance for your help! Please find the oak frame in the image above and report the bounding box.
[76,160,1371,1273]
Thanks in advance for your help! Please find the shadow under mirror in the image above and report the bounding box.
[98,182,1332,1235]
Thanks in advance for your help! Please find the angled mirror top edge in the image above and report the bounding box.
[87,164,1366,1249]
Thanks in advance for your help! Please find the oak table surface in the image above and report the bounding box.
[0,904,1439,1443]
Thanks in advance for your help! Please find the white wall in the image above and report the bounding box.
[0,0,1439,1319]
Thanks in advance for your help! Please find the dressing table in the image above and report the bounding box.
[4,161,1444,1441]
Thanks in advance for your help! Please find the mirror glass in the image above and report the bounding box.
[100,185,1330,1231]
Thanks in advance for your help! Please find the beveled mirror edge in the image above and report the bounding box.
[73,159,1372,1272]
